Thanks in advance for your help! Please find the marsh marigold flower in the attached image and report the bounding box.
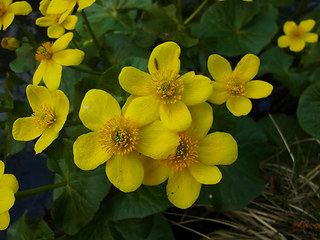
[1,37,19,50]
[207,54,273,117]
[0,0,32,31]
[73,89,179,192]
[36,0,78,39]
[0,160,19,230]
[119,41,213,132]
[33,32,84,90]
[142,102,238,209]
[12,85,69,154]
[278,19,318,52]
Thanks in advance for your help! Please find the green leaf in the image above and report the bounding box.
[301,42,320,66]
[200,0,277,56]
[198,117,266,210]
[104,184,171,221]
[297,82,320,139]
[267,0,294,6]
[7,211,54,240]
[47,139,111,235]
[9,42,36,73]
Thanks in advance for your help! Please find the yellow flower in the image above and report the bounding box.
[142,102,238,209]
[36,0,78,39]
[278,19,318,52]
[0,0,32,31]
[0,160,19,230]
[12,85,69,154]
[207,54,273,116]
[73,89,179,192]
[1,37,19,50]
[33,32,84,90]
[119,41,213,132]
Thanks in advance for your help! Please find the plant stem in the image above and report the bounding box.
[183,0,210,25]
[15,182,67,199]
[69,65,102,75]
[14,20,37,47]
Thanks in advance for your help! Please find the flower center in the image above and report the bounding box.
[32,105,56,129]
[35,42,53,61]
[151,70,184,104]
[0,3,6,17]
[99,116,139,156]
[163,132,198,171]
[226,74,246,98]
[289,26,305,39]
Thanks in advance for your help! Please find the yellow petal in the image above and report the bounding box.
[277,35,290,48]
[181,72,213,106]
[1,0,13,7]
[283,21,297,35]
[119,66,152,96]
[73,132,112,170]
[299,19,316,32]
[79,89,121,131]
[39,0,50,15]
[233,54,260,82]
[148,41,181,75]
[33,61,47,86]
[26,85,52,111]
[186,102,213,141]
[0,186,15,213]
[34,127,59,154]
[167,169,201,209]
[226,96,252,116]
[208,81,228,104]
[105,152,144,192]
[52,49,84,66]
[207,54,232,83]
[246,80,273,99]
[304,33,318,43]
[289,38,305,52]
[141,157,169,186]
[0,161,4,178]
[77,0,95,11]
[0,211,10,231]
[52,32,73,52]
[12,117,43,141]
[6,1,32,15]
[121,95,134,115]
[0,174,19,193]
[2,13,14,31]
[35,16,55,27]
[43,60,62,90]
[189,163,222,184]
[124,95,160,128]
[61,15,78,30]
[198,132,238,165]
[137,120,179,159]
[47,0,74,14]
[159,101,192,132]
[47,24,65,38]
[51,89,69,133]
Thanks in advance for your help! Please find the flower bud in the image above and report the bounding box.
[1,37,20,51]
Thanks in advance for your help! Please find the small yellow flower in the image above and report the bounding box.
[142,103,238,209]
[278,19,318,52]
[12,85,69,154]
[0,160,19,230]
[1,37,19,50]
[36,0,78,39]
[33,32,84,90]
[207,54,273,117]
[119,41,213,132]
[73,89,180,192]
[0,0,32,31]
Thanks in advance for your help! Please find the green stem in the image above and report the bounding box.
[176,0,183,23]
[15,182,67,199]
[69,65,102,75]
[14,20,37,47]
[289,0,307,20]
[183,0,210,25]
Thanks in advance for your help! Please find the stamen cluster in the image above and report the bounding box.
[35,42,53,61]
[32,104,56,129]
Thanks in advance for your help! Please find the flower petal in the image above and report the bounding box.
[0,174,19,193]
[246,80,273,99]
[181,72,213,106]
[207,54,232,83]
[124,95,160,128]
[159,101,192,132]
[119,66,152,96]
[283,21,297,35]
[42,60,62,90]
[0,186,15,213]
[6,1,32,15]
[277,35,290,48]
[47,24,65,39]
[304,33,318,43]
[289,38,305,52]
[73,132,112,170]
[79,89,121,131]
[52,32,73,52]
[47,0,73,14]
[141,157,169,186]
[2,13,14,31]
[299,19,315,32]
[61,15,78,30]
[233,54,260,82]
[26,85,52,111]
[34,127,59,154]
[0,161,3,178]
[186,102,213,141]
[106,152,144,192]
[137,120,179,159]
[0,211,10,231]
[226,96,252,116]
[51,89,69,133]
[35,16,55,27]
[12,117,43,141]
[189,163,222,184]
[1,0,13,7]
[148,41,180,75]
[33,61,47,86]
[52,49,84,66]
[198,132,238,166]
[167,169,201,209]
[77,0,95,11]
[208,81,228,104]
